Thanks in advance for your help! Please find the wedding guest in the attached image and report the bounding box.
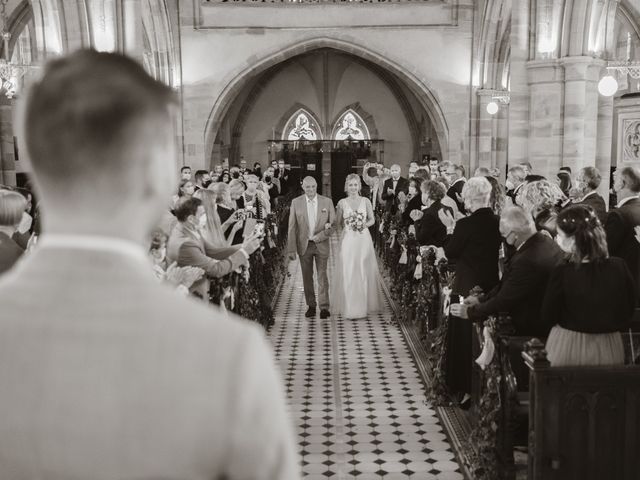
[253,161,263,179]
[362,162,380,209]
[486,175,507,216]
[193,169,211,191]
[451,206,564,338]
[519,161,533,177]
[435,175,461,219]
[557,168,573,198]
[381,164,409,214]
[0,190,26,275]
[518,179,566,225]
[412,180,452,247]
[243,173,271,218]
[220,171,231,184]
[180,165,192,181]
[402,177,425,225]
[474,166,490,177]
[438,176,501,404]
[210,181,245,245]
[178,178,195,198]
[572,166,607,225]
[605,166,640,299]
[408,161,419,179]
[445,163,466,214]
[194,189,243,247]
[0,50,298,479]
[149,229,169,276]
[505,165,526,205]
[229,178,246,209]
[262,168,280,207]
[167,198,259,297]
[543,205,636,366]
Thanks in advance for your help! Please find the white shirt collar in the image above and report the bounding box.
[37,234,150,266]
[617,195,639,208]
[306,195,317,203]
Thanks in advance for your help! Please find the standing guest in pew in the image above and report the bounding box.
[451,206,565,339]
[438,177,502,406]
[543,205,636,366]
[0,190,27,275]
[0,50,299,479]
[605,166,640,301]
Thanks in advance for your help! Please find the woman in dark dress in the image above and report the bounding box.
[438,176,502,404]
[209,182,244,245]
[412,180,452,247]
[542,205,635,366]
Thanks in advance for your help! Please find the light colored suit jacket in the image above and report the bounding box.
[166,223,248,298]
[0,245,299,480]
[287,194,335,257]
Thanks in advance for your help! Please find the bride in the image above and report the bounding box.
[331,173,382,319]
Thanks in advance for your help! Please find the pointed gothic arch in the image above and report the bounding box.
[280,106,322,141]
[331,107,371,140]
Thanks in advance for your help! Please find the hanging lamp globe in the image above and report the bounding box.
[486,101,499,115]
[598,75,619,96]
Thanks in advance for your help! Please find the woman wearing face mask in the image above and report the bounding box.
[542,205,635,366]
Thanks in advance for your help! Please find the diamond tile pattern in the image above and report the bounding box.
[268,241,464,480]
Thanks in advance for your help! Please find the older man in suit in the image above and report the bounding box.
[445,163,467,214]
[0,50,299,479]
[381,164,409,214]
[574,166,607,226]
[287,176,335,319]
[606,166,640,300]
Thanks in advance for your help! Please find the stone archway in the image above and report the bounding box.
[204,37,449,163]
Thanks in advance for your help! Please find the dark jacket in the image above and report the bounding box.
[415,200,452,248]
[447,178,466,213]
[0,232,25,276]
[605,197,640,300]
[467,232,565,338]
[402,194,425,226]
[443,207,501,296]
[577,191,607,226]
[381,177,409,213]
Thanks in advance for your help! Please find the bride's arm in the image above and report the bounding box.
[365,198,375,228]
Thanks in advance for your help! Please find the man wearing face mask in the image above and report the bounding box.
[451,206,564,338]
[167,197,261,299]
[194,170,211,191]
[572,166,607,226]
[505,166,526,205]
[605,166,640,299]
[381,164,409,214]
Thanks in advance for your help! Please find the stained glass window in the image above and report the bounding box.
[332,110,370,140]
[283,109,321,140]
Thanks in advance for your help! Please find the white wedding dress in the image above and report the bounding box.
[331,196,382,319]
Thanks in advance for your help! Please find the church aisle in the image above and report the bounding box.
[268,252,465,480]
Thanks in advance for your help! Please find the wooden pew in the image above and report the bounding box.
[522,338,640,480]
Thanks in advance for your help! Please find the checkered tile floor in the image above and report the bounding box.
[269,244,464,480]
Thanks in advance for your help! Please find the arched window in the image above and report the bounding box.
[283,109,321,141]
[332,109,370,140]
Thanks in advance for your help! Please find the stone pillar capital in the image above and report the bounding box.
[559,56,605,81]
[526,59,564,84]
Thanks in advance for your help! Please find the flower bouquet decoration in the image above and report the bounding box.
[163,262,205,295]
[345,211,366,233]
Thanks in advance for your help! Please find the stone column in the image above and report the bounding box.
[495,105,509,180]
[475,90,495,172]
[596,93,614,207]
[527,59,564,178]
[0,101,16,187]
[559,56,603,174]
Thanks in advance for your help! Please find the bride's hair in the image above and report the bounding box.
[344,173,361,194]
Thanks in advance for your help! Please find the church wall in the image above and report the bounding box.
[178,1,474,172]
[234,58,413,171]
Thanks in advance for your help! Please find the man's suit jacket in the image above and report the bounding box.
[0,232,24,276]
[467,232,565,338]
[577,191,607,226]
[167,223,248,298]
[605,196,640,299]
[443,207,501,296]
[381,177,409,212]
[287,194,335,257]
[447,178,466,214]
[414,201,452,247]
[0,245,298,479]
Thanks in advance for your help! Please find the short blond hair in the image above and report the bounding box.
[0,190,27,226]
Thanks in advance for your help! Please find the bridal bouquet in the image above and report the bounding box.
[345,211,366,233]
